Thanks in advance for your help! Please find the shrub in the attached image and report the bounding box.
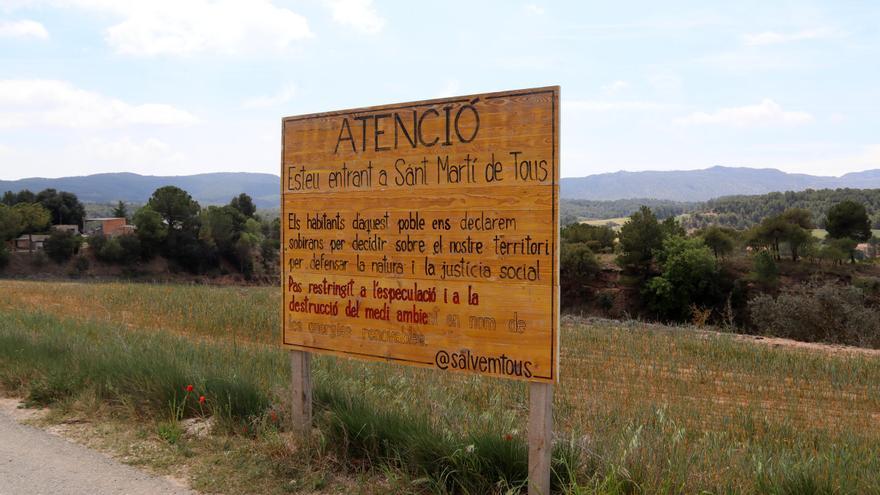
[44,230,81,263]
[0,243,9,270]
[71,256,90,277]
[560,242,600,306]
[117,234,142,264]
[97,237,124,263]
[644,236,720,322]
[752,250,778,287]
[749,283,880,348]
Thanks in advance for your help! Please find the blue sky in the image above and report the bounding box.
[0,0,878,180]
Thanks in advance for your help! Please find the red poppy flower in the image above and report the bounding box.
[199,395,206,404]
[185,384,194,392]
[503,434,513,441]
[269,411,277,422]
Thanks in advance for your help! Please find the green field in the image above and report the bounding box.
[2,280,880,494]
[579,217,628,229]
[811,229,880,239]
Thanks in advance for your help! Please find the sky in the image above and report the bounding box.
[0,0,878,180]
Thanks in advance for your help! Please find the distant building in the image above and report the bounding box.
[84,217,132,238]
[13,234,50,252]
[52,224,80,235]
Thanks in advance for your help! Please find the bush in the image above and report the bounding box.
[43,230,81,263]
[117,234,142,264]
[97,237,124,263]
[749,283,880,348]
[88,234,107,254]
[0,243,9,270]
[644,236,720,322]
[560,242,600,306]
[71,256,89,277]
[753,250,778,287]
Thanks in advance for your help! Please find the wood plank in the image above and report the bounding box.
[281,87,560,383]
[289,350,312,435]
[528,382,553,495]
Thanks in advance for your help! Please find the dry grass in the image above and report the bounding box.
[3,279,880,493]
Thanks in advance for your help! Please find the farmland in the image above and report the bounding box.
[2,280,880,494]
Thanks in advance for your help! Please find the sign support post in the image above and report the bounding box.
[281,86,560,490]
[289,350,312,435]
[528,382,553,495]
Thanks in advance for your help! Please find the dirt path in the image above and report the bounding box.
[0,398,195,495]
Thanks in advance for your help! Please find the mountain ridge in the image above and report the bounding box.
[2,166,880,205]
[560,166,880,201]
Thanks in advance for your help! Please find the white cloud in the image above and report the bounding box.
[648,72,682,91]
[0,79,198,128]
[675,99,814,127]
[566,99,677,112]
[743,27,836,46]
[0,19,48,39]
[601,80,630,94]
[435,80,461,98]
[51,0,313,56]
[241,83,297,109]
[69,136,186,167]
[524,4,545,15]
[323,0,384,35]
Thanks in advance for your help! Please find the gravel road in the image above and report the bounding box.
[0,399,195,495]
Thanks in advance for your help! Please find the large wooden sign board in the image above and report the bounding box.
[281,87,559,383]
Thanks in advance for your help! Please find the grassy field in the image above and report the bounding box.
[2,280,880,494]
[579,218,629,229]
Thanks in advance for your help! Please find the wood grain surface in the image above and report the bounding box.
[281,87,560,382]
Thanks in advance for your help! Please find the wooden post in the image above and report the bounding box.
[289,350,312,435]
[528,382,553,495]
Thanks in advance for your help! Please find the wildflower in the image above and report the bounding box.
[198,395,206,404]
[269,410,277,422]
[503,434,513,441]
[185,384,194,392]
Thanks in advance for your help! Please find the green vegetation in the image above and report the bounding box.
[43,230,82,263]
[3,281,880,493]
[561,199,692,225]
[616,206,664,273]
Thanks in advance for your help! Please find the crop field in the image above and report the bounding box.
[2,280,880,494]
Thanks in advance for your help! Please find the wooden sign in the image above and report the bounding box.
[281,87,559,383]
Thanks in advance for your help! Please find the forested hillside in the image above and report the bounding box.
[564,188,880,230]
[685,189,880,230]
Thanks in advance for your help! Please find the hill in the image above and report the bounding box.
[561,166,880,201]
[0,172,280,208]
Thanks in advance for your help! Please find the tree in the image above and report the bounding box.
[644,236,720,321]
[660,216,686,239]
[825,237,858,265]
[617,206,663,272]
[35,189,85,227]
[561,223,615,252]
[132,206,167,259]
[200,205,246,255]
[753,250,778,287]
[826,200,871,243]
[112,201,128,220]
[825,201,871,263]
[702,226,735,259]
[2,189,35,205]
[230,193,256,218]
[785,226,814,262]
[0,204,23,241]
[560,242,600,305]
[44,230,81,263]
[751,216,788,260]
[14,203,51,253]
[147,186,200,230]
